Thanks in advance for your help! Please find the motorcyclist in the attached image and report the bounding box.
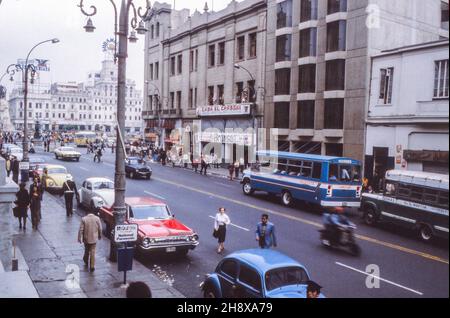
[322,207,354,245]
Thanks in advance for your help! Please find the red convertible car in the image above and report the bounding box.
[100,197,199,256]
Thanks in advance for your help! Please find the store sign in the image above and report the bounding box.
[200,132,253,146]
[196,104,252,117]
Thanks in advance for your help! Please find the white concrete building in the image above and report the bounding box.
[8,58,143,134]
[365,39,449,179]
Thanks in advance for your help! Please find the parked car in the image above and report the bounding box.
[79,177,115,211]
[99,197,199,256]
[28,157,46,179]
[7,147,23,161]
[41,164,73,193]
[125,157,152,179]
[54,147,81,161]
[201,249,324,298]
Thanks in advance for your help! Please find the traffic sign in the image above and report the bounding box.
[19,162,30,170]
[114,224,138,243]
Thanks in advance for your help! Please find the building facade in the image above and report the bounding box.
[264,0,448,162]
[8,59,143,134]
[143,0,267,163]
[365,40,449,179]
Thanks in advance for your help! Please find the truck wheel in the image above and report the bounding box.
[363,207,379,226]
[243,180,254,195]
[281,191,293,207]
[419,224,434,242]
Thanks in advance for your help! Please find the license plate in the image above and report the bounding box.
[166,247,176,253]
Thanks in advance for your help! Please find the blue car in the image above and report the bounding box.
[201,249,324,298]
[125,157,152,180]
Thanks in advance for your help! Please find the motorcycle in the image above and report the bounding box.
[320,223,361,256]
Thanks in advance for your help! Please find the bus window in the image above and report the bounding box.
[312,163,322,180]
[351,165,362,182]
[300,161,312,178]
[288,161,301,176]
[329,164,339,181]
[340,165,352,181]
[278,159,288,174]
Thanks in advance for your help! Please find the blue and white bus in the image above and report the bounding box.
[241,151,362,208]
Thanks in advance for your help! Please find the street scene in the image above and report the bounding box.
[0,0,449,300]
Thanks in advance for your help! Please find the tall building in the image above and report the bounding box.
[143,0,267,163]
[264,0,448,162]
[8,58,143,133]
[365,39,449,178]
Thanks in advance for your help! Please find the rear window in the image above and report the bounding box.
[238,264,262,292]
[265,267,309,291]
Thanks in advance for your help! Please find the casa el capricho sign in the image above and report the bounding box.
[197,103,252,117]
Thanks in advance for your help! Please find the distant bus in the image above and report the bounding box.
[361,170,449,242]
[74,132,97,147]
[242,151,362,208]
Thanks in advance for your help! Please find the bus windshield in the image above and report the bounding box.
[329,164,361,183]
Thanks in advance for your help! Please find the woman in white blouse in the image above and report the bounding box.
[214,207,231,254]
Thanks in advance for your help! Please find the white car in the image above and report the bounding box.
[54,147,81,161]
[79,178,115,210]
[8,147,23,161]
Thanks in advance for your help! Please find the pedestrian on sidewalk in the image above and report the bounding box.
[61,176,79,217]
[29,178,42,230]
[15,183,30,230]
[228,163,234,181]
[78,211,102,273]
[255,214,277,249]
[234,160,240,179]
[214,207,231,254]
[5,155,12,177]
[11,157,19,184]
[126,282,152,298]
[200,155,208,176]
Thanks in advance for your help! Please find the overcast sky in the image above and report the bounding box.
[0,0,231,96]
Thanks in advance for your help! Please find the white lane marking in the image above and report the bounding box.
[335,262,424,296]
[208,216,250,232]
[144,191,166,200]
[79,167,89,171]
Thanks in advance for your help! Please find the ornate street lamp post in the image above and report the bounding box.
[77,0,150,261]
[4,39,60,181]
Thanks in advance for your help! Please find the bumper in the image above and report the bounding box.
[62,156,80,160]
[136,171,152,178]
[138,241,199,254]
[321,201,361,208]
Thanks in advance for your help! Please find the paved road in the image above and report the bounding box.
[34,149,449,298]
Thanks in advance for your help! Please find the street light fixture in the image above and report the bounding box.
[84,18,96,32]
[77,0,151,262]
[3,38,60,182]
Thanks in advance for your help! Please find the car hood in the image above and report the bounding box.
[132,219,193,238]
[93,190,115,207]
[265,285,325,298]
[60,151,80,155]
[47,174,70,186]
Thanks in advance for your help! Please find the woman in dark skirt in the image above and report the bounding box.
[29,178,43,230]
[15,183,30,231]
[214,207,231,254]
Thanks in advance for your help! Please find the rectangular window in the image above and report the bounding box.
[434,60,449,98]
[218,42,225,65]
[177,55,183,74]
[379,67,394,104]
[149,64,154,80]
[442,1,449,30]
[327,0,347,14]
[300,0,318,22]
[189,89,193,109]
[209,45,216,67]
[298,64,316,93]
[326,59,345,91]
[235,82,244,103]
[277,0,293,29]
[327,20,346,52]
[195,49,199,71]
[249,33,257,58]
[155,62,159,79]
[208,86,215,105]
[275,69,291,95]
[170,57,176,76]
[248,80,256,103]
[170,92,175,109]
[237,36,245,61]
[276,35,292,62]
[156,22,160,37]
[190,50,194,72]
[176,91,182,109]
[194,88,198,107]
[312,162,322,180]
[324,99,344,129]
[297,101,315,129]
[299,28,317,58]
[274,102,290,129]
[218,85,225,105]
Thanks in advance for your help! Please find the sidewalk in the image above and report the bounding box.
[0,192,185,298]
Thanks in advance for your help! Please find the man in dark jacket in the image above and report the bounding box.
[61,176,80,217]
[11,157,20,184]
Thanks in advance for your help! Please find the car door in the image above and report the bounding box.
[216,259,239,298]
[236,263,264,298]
[83,181,93,205]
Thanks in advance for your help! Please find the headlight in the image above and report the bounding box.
[48,180,55,186]
[190,234,199,242]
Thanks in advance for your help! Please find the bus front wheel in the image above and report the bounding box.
[419,224,434,242]
[281,191,293,207]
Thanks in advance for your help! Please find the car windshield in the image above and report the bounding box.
[61,147,75,152]
[129,205,171,220]
[129,159,143,165]
[265,267,310,291]
[93,182,114,190]
[48,168,67,174]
